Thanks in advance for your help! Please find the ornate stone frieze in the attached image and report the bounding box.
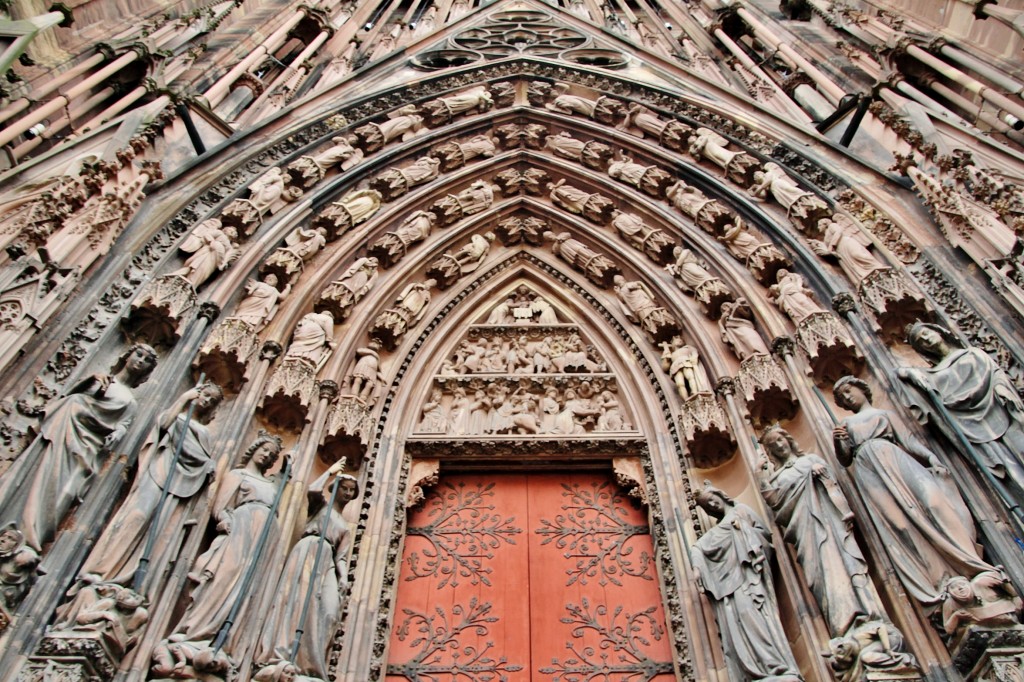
[493,168,549,196]
[493,122,548,150]
[494,215,545,246]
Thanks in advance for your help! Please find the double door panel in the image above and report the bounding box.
[385,472,676,681]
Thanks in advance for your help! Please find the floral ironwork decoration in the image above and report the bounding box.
[405,481,522,587]
[535,481,651,586]
[387,598,525,682]
[540,598,674,681]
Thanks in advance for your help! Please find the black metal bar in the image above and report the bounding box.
[815,93,858,134]
[839,94,872,147]
[176,102,206,156]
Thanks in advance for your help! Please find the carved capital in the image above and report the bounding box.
[197,301,220,322]
[318,379,340,401]
[714,377,736,397]
[771,335,796,358]
[261,340,283,361]
[832,291,858,316]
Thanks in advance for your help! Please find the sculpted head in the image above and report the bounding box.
[833,376,872,412]
[114,343,158,387]
[760,425,800,462]
[243,430,284,472]
[694,480,731,520]
[336,474,360,505]
[0,526,23,555]
[906,322,959,363]
[196,382,224,417]
[943,575,975,604]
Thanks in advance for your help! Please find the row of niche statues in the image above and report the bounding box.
[416,382,632,436]
[441,332,607,376]
[23,374,365,682]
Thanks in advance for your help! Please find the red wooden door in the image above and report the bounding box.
[385,472,676,681]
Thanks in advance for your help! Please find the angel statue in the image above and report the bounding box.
[170,219,240,290]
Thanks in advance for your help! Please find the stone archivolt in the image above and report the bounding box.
[3,25,1023,682]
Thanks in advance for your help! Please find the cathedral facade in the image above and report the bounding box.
[1,0,1024,680]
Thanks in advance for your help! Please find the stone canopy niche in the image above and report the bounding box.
[406,282,642,461]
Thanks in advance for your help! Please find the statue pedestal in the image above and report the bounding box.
[865,670,922,681]
[19,632,117,681]
[951,624,1024,679]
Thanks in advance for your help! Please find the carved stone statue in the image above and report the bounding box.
[221,167,289,235]
[284,311,335,369]
[431,134,496,171]
[343,339,383,404]
[758,426,885,636]
[544,86,623,124]
[690,483,803,682]
[286,136,362,188]
[769,269,826,323]
[544,231,620,288]
[613,275,680,343]
[748,162,831,234]
[315,257,379,321]
[233,274,289,331]
[417,388,450,433]
[3,343,158,550]
[170,219,240,289]
[262,227,328,284]
[170,433,284,646]
[660,336,711,400]
[547,180,615,224]
[370,279,435,351]
[898,322,1024,513]
[619,103,692,150]
[688,127,760,187]
[827,622,919,682]
[666,246,715,291]
[256,463,358,679]
[0,526,39,614]
[809,216,886,283]
[353,105,424,153]
[429,180,494,226]
[718,299,769,361]
[832,376,1021,631]
[368,210,434,269]
[52,583,149,658]
[426,232,494,289]
[313,188,383,241]
[666,181,731,235]
[940,572,1022,634]
[611,210,675,264]
[370,156,441,200]
[75,383,223,590]
[607,157,672,198]
[543,131,612,170]
[421,86,493,126]
[719,221,790,284]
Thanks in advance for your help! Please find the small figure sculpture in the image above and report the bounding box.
[286,136,362,188]
[690,482,803,682]
[221,167,289,234]
[666,247,715,292]
[809,216,886,283]
[4,343,158,550]
[748,162,830,234]
[718,299,769,361]
[940,573,1022,634]
[544,85,623,124]
[316,257,379,321]
[547,179,615,224]
[827,622,918,682]
[660,337,711,400]
[172,433,284,644]
[426,232,494,289]
[262,227,328,283]
[666,181,731,235]
[77,383,223,588]
[353,105,424,153]
[898,322,1024,512]
[343,340,383,404]
[232,274,289,331]
[368,210,435,268]
[421,86,493,126]
[758,426,883,636]
[689,127,760,187]
[619,103,692,150]
[370,156,441,200]
[832,376,1020,629]
[607,156,672,197]
[62,584,149,657]
[0,526,39,612]
[284,310,335,369]
[170,219,240,289]
[611,210,675,264]
[255,461,358,679]
[370,280,436,350]
[417,388,450,433]
[613,275,680,343]
[769,269,825,323]
[543,131,612,170]
[429,180,494,225]
[552,388,600,434]
[544,230,620,287]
